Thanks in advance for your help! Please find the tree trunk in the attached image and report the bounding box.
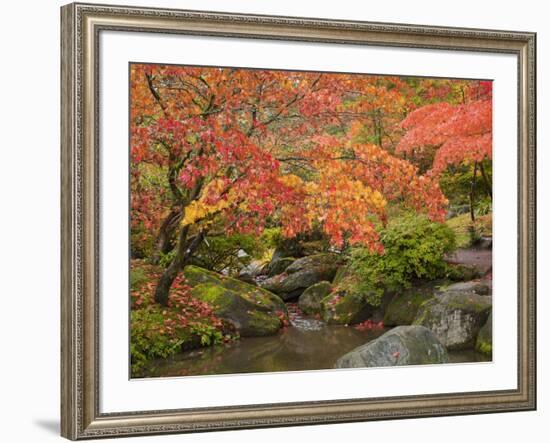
[479,161,493,199]
[154,224,196,305]
[469,161,478,222]
[150,207,183,264]
[154,226,208,305]
[154,176,205,306]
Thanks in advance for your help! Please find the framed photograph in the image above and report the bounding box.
[60,2,536,439]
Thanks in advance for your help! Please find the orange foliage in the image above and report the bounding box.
[130,64,459,253]
[396,81,492,174]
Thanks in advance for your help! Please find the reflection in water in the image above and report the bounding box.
[140,307,491,378]
[448,349,492,364]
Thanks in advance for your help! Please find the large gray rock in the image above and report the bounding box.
[266,257,295,277]
[260,253,342,300]
[320,291,375,325]
[272,235,328,260]
[298,281,332,315]
[442,280,492,296]
[335,326,449,368]
[184,266,288,337]
[383,285,435,326]
[284,253,341,275]
[413,292,492,350]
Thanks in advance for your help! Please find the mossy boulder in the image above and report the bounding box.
[441,280,492,296]
[445,264,482,282]
[300,240,328,256]
[285,253,341,275]
[384,286,435,326]
[272,235,328,260]
[320,291,375,325]
[475,311,493,355]
[335,325,449,368]
[183,266,288,337]
[260,253,342,300]
[298,281,332,315]
[266,257,296,277]
[183,265,224,287]
[413,292,492,350]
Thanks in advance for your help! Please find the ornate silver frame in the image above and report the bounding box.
[60,2,536,440]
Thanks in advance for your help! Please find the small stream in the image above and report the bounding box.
[140,303,490,378]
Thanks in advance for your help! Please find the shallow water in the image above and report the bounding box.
[139,304,490,378]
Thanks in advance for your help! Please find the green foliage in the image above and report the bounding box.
[446,212,492,248]
[130,223,155,259]
[130,305,225,376]
[158,249,177,268]
[260,227,284,250]
[190,233,266,274]
[189,323,224,346]
[439,161,492,207]
[130,260,229,376]
[130,267,148,291]
[474,197,492,217]
[337,214,456,306]
[130,306,188,376]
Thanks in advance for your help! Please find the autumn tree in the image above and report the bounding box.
[396,80,492,220]
[130,64,450,306]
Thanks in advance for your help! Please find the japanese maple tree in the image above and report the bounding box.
[396,80,493,220]
[130,64,450,306]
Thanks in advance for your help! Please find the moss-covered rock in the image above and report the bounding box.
[384,287,435,326]
[300,240,327,256]
[184,266,288,337]
[266,257,296,277]
[413,292,492,350]
[298,281,332,315]
[271,235,328,260]
[260,253,342,300]
[445,264,482,282]
[320,291,375,325]
[183,265,224,287]
[475,311,492,355]
[247,310,284,336]
[441,280,492,296]
[335,325,449,368]
[284,253,341,275]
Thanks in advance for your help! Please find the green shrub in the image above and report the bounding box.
[130,305,225,376]
[130,306,188,376]
[189,233,266,274]
[474,197,492,217]
[337,214,456,306]
[260,227,284,250]
[439,161,492,207]
[189,323,224,346]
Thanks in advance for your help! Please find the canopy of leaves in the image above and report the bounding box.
[396,81,492,174]
[130,65,474,256]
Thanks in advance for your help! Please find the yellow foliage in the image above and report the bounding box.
[181,179,232,227]
[280,174,304,188]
